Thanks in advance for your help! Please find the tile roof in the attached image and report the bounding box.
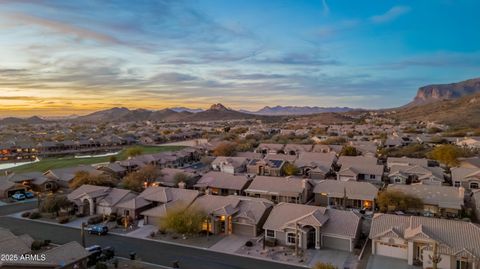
[245,176,309,196]
[387,184,464,209]
[313,180,378,200]
[194,171,251,191]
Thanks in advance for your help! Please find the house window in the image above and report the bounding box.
[454,181,461,187]
[266,230,275,237]
[370,174,376,179]
[395,178,402,183]
[287,233,296,244]
[470,182,479,189]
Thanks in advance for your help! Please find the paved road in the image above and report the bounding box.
[0,216,304,269]
[0,200,37,216]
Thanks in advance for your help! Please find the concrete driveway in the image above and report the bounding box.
[366,255,421,269]
[307,249,350,268]
[210,235,250,253]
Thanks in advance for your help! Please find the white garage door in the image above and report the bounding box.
[375,242,408,260]
[322,236,351,251]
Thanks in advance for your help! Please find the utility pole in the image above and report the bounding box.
[80,222,86,247]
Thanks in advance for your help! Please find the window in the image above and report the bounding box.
[370,174,376,179]
[287,233,296,244]
[395,178,402,183]
[266,230,275,237]
[454,181,461,187]
[470,182,479,189]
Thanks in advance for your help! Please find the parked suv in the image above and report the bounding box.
[11,193,26,201]
[87,225,108,235]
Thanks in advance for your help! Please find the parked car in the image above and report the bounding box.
[11,193,26,201]
[24,192,35,199]
[87,225,108,235]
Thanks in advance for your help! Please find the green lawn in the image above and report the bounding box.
[4,145,186,174]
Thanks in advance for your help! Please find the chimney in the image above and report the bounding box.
[178,181,186,189]
[459,186,465,198]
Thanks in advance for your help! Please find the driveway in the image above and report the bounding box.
[366,255,421,269]
[210,234,250,253]
[307,249,350,268]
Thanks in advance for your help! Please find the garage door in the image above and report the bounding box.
[375,242,408,259]
[232,223,253,237]
[322,235,351,251]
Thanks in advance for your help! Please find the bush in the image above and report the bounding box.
[245,241,253,247]
[88,215,103,225]
[108,213,117,222]
[58,216,70,224]
[21,211,31,218]
[29,212,41,219]
[95,262,108,269]
[31,240,47,250]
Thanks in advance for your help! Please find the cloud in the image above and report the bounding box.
[370,6,411,24]
[7,12,122,45]
[322,0,330,16]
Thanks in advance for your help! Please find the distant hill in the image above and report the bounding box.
[246,105,354,115]
[0,116,49,125]
[407,77,480,106]
[74,103,266,123]
[390,92,480,128]
[170,107,204,113]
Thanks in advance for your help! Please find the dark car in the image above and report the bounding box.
[87,225,108,235]
[24,192,35,199]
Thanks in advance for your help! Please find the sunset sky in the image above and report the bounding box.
[1,0,479,117]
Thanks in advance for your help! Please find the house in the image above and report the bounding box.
[349,141,378,157]
[67,184,137,216]
[370,213,480,269]
[5,172,58,192]
[263,203,361,252]
[244,176,312,204]
[44,165,103,188]
[235,152,263,160]
[189,194,273,237]
[283,144,313,155]
[97,162,127,178]
[458,157,480,169]
[294,152,337,179]
[211,156,248,174]
[0,228,89,269]
[246,158,286,177]
[313,180,378,210]
[387,157,430,168]
[194,171,252,196]
[0,175,28,199]
[312,144,343,154]
[387,184,464,217]
[140,186,200,225]
[337,156,384,182]
[388,165,444,185]
[456,137,480,149]
[255,143,285,155]
[156,168,199,188]
[451,167,480,191]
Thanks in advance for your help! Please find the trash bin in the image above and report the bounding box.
[129,252,136,260]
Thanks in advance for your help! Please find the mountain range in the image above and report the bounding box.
[242,106,354,115]
[407,77,480,106]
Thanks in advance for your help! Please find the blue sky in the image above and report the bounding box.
[0,0,479,116]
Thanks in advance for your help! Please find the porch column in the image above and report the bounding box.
[407,241,414,265]
[315,227,321,249]
[89,198,95,215]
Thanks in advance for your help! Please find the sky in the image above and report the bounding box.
[0,0,479,117]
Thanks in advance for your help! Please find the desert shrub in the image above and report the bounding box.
[245,241,253,247]
[108,213,118,222]
[88,215,103,225]
[58,216,70,224]
[29,212,42,219]
[31,240,47,250]
[21,211,31,218]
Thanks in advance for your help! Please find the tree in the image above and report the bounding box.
[173,172,191,185]
[377,190,424,213]
[312,262,337,269]
[125,146,144,158]
[282,163,299,176]
[69,171,117,189]
[109,155,117,163]
[121,165,161,192]
[41,195,73,217]
[340,146,359,156]
[159,207,206,235]
[213,142,237,156]
[427,144,468,167]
